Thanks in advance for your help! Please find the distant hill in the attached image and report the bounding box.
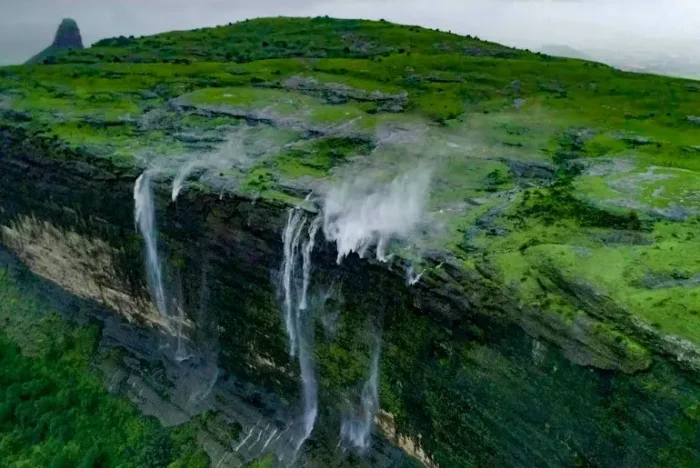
[540,43,700,80]
[44,16,524,65]
[583,47,700,80]
[538,44,590,61]
[26,18,84,64]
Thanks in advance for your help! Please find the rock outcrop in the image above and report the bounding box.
[26,18,84,64]
[50,18,84,49]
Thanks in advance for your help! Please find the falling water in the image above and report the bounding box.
[281,210,306,356]
[280,208,322,460]
[134,171,168,317]
[261,428,278,452]
[341,339,381,453]
[300,216,321,311]
[293,320,318,460]
[173,298,193,362]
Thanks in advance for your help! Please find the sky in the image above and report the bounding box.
[2,0,700,65]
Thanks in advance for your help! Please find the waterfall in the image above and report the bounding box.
[321,167,427,453]
[295,215,321,457]
[134,171,168,318]
[294,316,318,459]
[281,210,306,357]
[173,298,193,362]
[341,338,381,453]
[300,216,321,311]
[280,209,321,460]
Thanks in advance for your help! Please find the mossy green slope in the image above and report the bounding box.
[1,17,700,368]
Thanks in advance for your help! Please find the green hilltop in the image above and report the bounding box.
[2,15,700,369]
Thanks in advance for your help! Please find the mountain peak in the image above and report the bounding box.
[52,18,83,49]
[26,18,84,64]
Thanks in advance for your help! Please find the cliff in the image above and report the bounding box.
[1,16,699,467]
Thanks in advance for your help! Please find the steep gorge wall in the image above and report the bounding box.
[1,126,699,467]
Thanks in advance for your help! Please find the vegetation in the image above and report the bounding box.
[2,14,700,466]
[55,17,519,65]
[0,267,209,467]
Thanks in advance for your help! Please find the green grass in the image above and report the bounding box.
[271,137,371,179]
[247,454,276,468]
[486,218,700,343]
[185,85,386,130]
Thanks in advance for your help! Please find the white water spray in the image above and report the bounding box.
[323,168,431,263]
[280,209,322,461]
[134,171,168,318]
[405,265,423,286]
[341,339,381,453]
[171,126,253,201]
[172,160,203,201]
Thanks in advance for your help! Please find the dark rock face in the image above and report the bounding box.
[1,125,700,467]
[51,18,84,49]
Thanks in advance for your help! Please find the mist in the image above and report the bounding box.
[322,168,431,263]
[3,0,700,72]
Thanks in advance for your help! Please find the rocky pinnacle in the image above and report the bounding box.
[52,18,84,49]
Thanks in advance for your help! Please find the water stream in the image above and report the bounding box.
[340,337,381,453]
[281,209,306,357]
[280,209,322,461]
[134,171,168,318]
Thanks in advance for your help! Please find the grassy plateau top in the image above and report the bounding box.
[1,16,699,354]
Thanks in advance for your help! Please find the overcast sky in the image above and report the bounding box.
[2,0,700,65]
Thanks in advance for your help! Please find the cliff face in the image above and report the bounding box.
[3,16,700,467]
[26,18,84,64]
[1,125,699,467]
